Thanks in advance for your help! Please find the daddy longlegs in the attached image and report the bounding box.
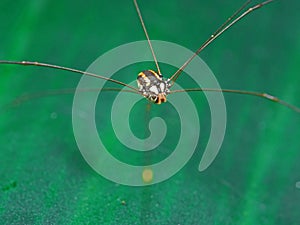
[0,0,299,113]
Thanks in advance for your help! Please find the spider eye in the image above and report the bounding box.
[149,95,157,102]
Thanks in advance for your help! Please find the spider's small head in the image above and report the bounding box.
[137,70,171,104]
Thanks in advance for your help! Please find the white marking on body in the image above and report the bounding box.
[137,82,143,90]
[160,83,165,92]
[149,86,159,94]
[144,77,151,86]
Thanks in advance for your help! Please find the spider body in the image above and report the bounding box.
[137,70,171,104]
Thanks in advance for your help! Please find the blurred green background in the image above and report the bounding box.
[1,0,300,224]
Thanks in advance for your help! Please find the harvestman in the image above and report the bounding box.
[0,0,299,112]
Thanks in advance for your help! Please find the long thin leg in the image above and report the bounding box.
[1,88,138,110]
[0,60,139,92]
[169,0,274,85]
[133,0,162,75]
[208,0,252,44]
[170,88,300,113]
